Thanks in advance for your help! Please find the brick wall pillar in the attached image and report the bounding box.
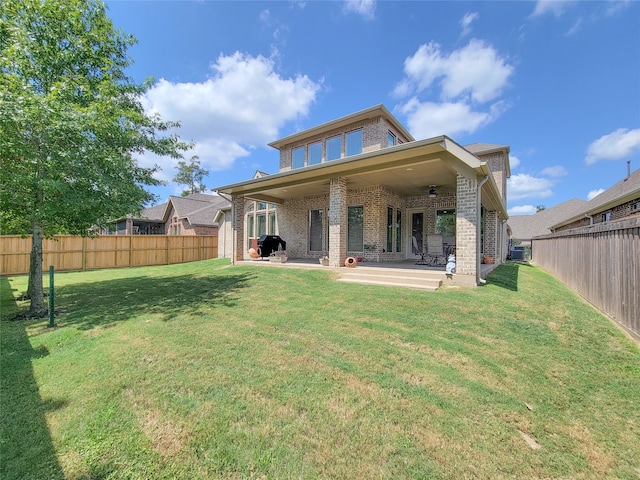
[232,195,245,263]
[485,210,498,260]
[455,175,477,278]
[329,177,347,267]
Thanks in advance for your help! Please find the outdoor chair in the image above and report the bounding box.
[426,234,446,266]
[411,235,428,265]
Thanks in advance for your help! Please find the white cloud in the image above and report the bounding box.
[508,205,537,215]
[393,40,513,138]
[540,165,567,177]
[606,0,631,16]
[460,12,479,37]
[509,155,521,169]
[394,40,513,104]
[140,52,321,178]
[585,128,640,165]
[507,173,554,200]
[400,99,493,139]
[587,188,605,200]
[531,1,575,18]
[343,0,376,20]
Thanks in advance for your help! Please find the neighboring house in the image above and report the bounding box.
[215,105,511,286]
[109,193,231,248]
[508,199,587,244]
[550,167,640,232]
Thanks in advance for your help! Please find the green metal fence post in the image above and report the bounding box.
[49,265,55,327]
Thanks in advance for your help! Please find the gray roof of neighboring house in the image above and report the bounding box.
[508,198,587,240]
[140,193,231,227]
[550,168,640,230]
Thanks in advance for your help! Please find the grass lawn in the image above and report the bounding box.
[1,259,639,479]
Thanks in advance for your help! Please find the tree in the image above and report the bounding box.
[173,156,209,196]
[536,205,546,213]
[0,0,191,317]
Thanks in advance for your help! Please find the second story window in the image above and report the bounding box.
[346,129,363,156]
[327,135,342,161]
[387,131,396,147]
[292,146,305,169]
[309,141,322,165]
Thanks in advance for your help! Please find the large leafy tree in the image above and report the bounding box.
[173,155,209,197]
[0,0,191,317]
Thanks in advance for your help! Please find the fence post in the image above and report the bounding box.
[48,265,55,327]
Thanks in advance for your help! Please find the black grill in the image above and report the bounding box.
[257,235,286,258]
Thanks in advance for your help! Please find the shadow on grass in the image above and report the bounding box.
[484,262,532,292]
[0,277,65,480]
[57,271,256,330]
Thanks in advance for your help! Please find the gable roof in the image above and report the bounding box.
[550,168,640,230]
[140,193,231,227]
[508,198,587,240]
[267,104,415,150]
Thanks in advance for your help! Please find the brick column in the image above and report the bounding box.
[484,210,498,259]
[232,195,245,262]
[329,177,347,267]
[455,175,477,277]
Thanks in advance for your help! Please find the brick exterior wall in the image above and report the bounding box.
[329,177,348,266]
[278,116,412,172]
[456,175,478,276]
[555,196,640,232]
[233,195,245,262]
[484,210,498,259]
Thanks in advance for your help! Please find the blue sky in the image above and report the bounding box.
[106,0,640,215]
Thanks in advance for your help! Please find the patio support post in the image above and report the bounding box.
[232,194,245,263]
[455,174,478,279]
[329,177,347,267]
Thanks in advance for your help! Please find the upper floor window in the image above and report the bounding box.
[346,129,363,156]
[309,141,322,165]
[601,212,611,222]
[387,131,396,147]
[292,146,305,169]
[327,135,342,161]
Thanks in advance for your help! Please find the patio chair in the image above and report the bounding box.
[411,235,428,265]
[426,234,446,266]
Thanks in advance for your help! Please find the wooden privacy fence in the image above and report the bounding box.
[0,235,218,276]
[531,217,639,339]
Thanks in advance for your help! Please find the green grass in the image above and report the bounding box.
[1,260,639,479]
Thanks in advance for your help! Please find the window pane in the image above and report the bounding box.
[269,212,276,235]
[436,209,456,237]
[396,210,402,252]
[309,141,322,165]
[387,207,393,252]
[292,146,305,169]
[257,202,267,210]
[257,214,266,236]
[326,136,341,161]
[346,130,363,156]
[347,206,364,251]
[309,209,323,251]
[387,131,396,147]
[248,214,254,238]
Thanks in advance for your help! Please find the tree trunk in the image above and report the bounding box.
[27,222,48,318]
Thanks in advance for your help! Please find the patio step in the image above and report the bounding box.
[337,268,444,291]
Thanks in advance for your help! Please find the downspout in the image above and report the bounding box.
[476,175,489,285]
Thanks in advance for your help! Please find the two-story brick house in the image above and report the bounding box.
[215,105,510,285]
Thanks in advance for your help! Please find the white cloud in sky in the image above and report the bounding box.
[509,155,521,169]
[508,173,554,200]
[531,0,575,18]
[139,52,321,179]
[540,165,567,177]
[508,205,537,216]
[393,40,513,138]
[460,12,479,37]
[587,188,605,200]
[343,0,376,20]
[585,128,640,165]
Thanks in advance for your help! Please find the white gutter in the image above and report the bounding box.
[477,175,489,285]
